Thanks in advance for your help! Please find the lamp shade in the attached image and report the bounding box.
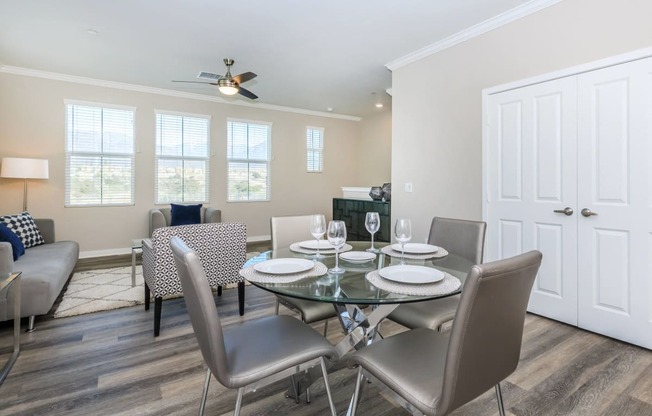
[1,157,49,179]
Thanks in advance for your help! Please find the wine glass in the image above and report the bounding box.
[309,214,326,259]
[394,218,412,265]
[327,220,347,273]
[365,212,380,253]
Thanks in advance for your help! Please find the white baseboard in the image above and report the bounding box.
[78,234,272,259]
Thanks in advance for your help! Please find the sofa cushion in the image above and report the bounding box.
[170,203,202,226]
[0,223,25,260]
[0,211,45,248]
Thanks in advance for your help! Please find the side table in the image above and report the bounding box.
[0,272,21,385]
[131,239,144,287]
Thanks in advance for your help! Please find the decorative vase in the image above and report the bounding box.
[369,186,383,201]
[381,183,391,202]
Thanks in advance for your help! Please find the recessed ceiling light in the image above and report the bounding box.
[86,29,98,36]
[375,103,383,108]
[327,107,333,112]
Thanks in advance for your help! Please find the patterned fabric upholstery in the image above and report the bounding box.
[142,222,246,298]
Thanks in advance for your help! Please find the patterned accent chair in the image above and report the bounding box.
[142,222,246,336]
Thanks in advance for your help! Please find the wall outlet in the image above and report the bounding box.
[404,182,413,192]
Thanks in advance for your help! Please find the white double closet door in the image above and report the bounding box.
[485,56,652,349]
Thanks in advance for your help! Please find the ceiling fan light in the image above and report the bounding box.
[218,85,239,95]
[218,78,239,95]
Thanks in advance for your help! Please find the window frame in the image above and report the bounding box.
[154,110,211,205]
[64,100,136,207]
[226,118,272,203]
[306,126,324,173]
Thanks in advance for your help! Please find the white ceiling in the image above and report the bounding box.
[0,0,536,117]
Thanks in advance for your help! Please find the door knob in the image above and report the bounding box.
[581,208,598,217]
[553,207,574,216]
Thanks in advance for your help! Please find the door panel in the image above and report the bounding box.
[487,77,578,325]
[577,57,652,348]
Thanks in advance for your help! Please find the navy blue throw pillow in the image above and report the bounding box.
[170,204,202,226]
[0,223,25,261]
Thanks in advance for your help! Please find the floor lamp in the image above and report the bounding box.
[1,157,49,212]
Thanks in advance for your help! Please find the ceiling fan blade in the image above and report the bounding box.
[237,86,258,100]
[232,71,257,84]
[172,80,218,85]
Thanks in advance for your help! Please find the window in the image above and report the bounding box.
[65,102,135,206]
[155,112,210,203]
[227,119,271,201]
[306,127,324,172]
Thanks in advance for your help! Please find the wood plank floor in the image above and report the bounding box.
[1,284,651,415]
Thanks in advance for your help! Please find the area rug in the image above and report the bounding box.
[54,253,259,318]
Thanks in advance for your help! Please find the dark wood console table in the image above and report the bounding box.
[332,198,391,242]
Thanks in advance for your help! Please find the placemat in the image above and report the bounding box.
[380,245,448,260]
[289,243,353,255]
[240,261,327,283]
[366,269,461,296]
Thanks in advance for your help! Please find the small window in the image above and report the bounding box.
[65,102,135,206]
[306,127,324,172]
[227,119,271,202]
[155,112,210,204]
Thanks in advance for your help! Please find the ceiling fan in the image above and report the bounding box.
[173,58,258,99]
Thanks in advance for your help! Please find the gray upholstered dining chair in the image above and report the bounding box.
[348,250,542,416]
[387,217,487,331]
[270,215,337,337]
[170,236,338,416]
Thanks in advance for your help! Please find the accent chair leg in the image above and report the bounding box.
[26,315,35,333]
[154,297,162,337]
[237,281,245,316]
[217,285,222,296]
[199,368,211,416]
[495,383,506,416]
[144,283,150,310]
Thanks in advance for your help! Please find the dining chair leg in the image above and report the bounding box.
[350,366,364,416]
[495,383,506,416]
[320,357,337,416]
[233,387,245,416]
[275,299,280,315]
[199,368,211,416]
[322,319,329,337]
[289,374,300,404]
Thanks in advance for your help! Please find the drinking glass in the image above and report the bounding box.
[309,214,326,259]
[394,218,412,265]
[365,212,380,253]
[327,220,347,273]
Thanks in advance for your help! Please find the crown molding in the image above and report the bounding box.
[0,65,361,122]
[385,0,563,71]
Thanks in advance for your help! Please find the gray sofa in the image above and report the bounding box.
[0,219,79,330]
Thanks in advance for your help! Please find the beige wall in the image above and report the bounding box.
[391,0,652,243]
[0,73,391,254]
[357,109,392,187]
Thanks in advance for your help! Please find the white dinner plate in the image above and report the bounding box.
[298,240,334,250]
[390,243,440,254]
[254,258,315,275]
[379,265,444,284]
[340,251,376,263]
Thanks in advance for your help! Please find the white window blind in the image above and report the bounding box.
[306,127,324,172]
[227,120,271,201]
[155,112,210,204]
[65,103,135,206]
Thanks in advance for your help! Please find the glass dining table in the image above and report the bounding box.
[243,241,474,358]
